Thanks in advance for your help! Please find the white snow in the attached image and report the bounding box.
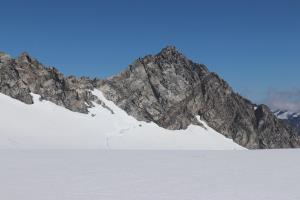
[2,90,300,200]
[292,113,300,118]
[277,111,293,120]
[0,90,243,150]
[274,110,300,120]
[0,150,300,200]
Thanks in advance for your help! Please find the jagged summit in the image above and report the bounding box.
[160,45,177,52]
[0,52,102,112]
[100,47,300,149]
[158,46,183,57]
[156,46,191,63]
[18,52,33,63]
[0,47,299,149]
[0,51,11,61]
[156,46,209,74]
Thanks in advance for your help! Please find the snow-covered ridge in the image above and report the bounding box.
[273,110,300,120]
[273,110,300,135]
[0,90,243,150]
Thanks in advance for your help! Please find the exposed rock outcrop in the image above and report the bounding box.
[99,46,300,149]
[0,47,299,149]
[0,52,102,113]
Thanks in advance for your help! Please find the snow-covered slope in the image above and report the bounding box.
[0,90,243,149]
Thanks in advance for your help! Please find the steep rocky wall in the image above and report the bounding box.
[99,47,300,149]
[0,52,102,113]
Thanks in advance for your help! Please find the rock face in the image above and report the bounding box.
[0,47,299,149]
[0,52,102,113]
[286,117,300,135]
[100,46,300,149]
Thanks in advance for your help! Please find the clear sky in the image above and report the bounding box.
[0,0,299,108]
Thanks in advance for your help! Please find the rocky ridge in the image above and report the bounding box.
[100,47,300,149]
[0,52,104,113]
[0,47,299,149]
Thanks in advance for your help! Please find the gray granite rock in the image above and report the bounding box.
[0,52,103,113]
[0,47,299,149]
[99,46,300,149]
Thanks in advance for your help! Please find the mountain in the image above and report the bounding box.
[274,110,300,135]
[0,52,100,113]
[99,47,300,149]
[0,47,299,149]
[0,51,242,150]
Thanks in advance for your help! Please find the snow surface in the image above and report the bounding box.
[0,90,243,150]
[1,150,300,200]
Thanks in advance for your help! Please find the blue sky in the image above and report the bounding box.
[0,0,299,107]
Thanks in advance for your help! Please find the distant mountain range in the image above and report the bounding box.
[274,110,300,135]
[0,46,299,149]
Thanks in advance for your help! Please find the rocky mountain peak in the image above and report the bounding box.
[100,46,300,149]
[130,47,209,87]
[153,46,191,65]
[158,46,182,56]
[0,53,105,113]
[0,51,11,62]
[0,47,299,149]
[18,52,33,63]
